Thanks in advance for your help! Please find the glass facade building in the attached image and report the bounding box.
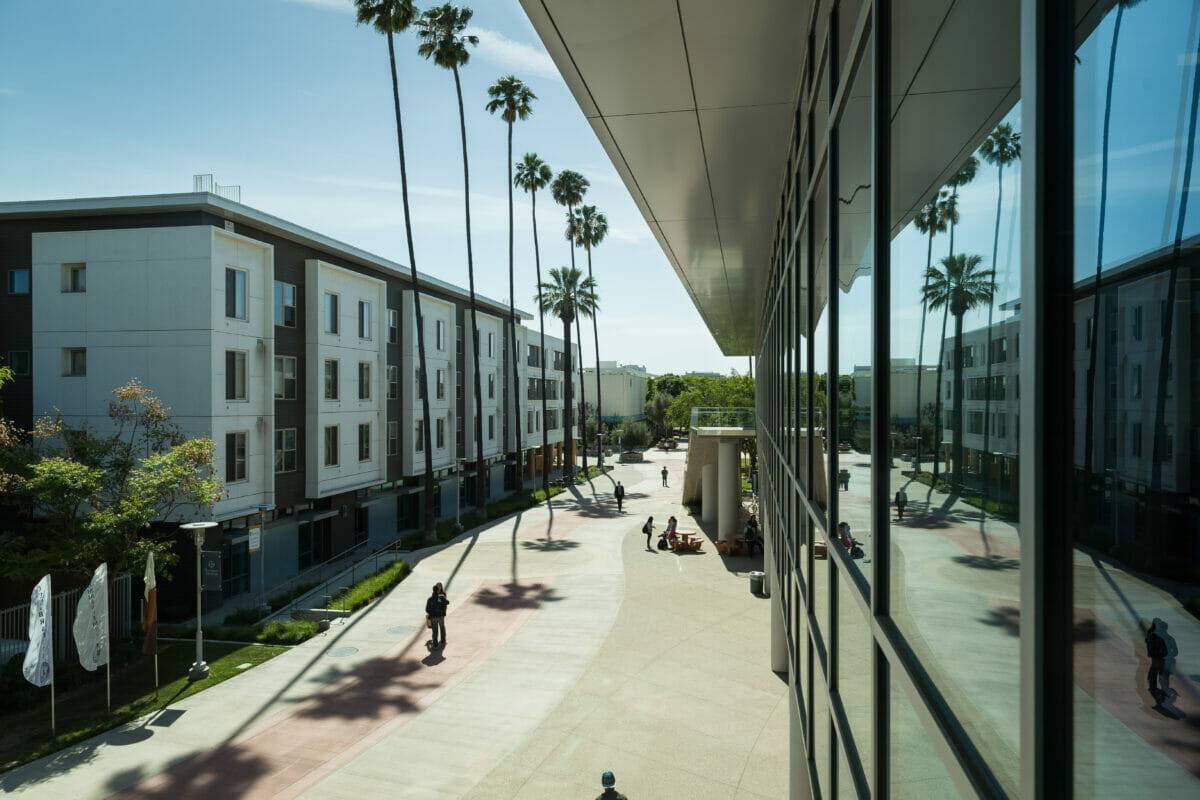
[524,0,1199,796]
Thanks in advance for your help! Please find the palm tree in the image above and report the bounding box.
[485,76,536,484]
[550,170,590,474]
[354,0,436,538]
[978,123,1021,488]
[570,205,608,455]
[417,5,486,518]
[912,193,950,473]
[537,266,598,481]
[922,253,995,490]
[515,153,553,495]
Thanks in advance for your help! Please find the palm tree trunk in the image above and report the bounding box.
[562,315,574,479]
[386,31,436,539]
[1085,5,1125,498]
[586,244,602,460]
[932,304,950,485]
[982,164,1004,494]
[532,188,550,495]
[505,120,522,487]
[952,311,966,490]
[567,202,588,475]
[915,226,935,471]
[452,63,487,520]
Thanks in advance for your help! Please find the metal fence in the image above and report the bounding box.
[0,573,134,665]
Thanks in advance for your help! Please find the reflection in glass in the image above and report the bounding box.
[814,671,831,795]
[1072,0,1200,794]
[890,676,962,799]
[836,566,872,789]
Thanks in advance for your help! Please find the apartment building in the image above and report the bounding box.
[0,192,579,611]
[581,361,650,423]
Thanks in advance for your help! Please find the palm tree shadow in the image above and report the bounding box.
[978,606,1102,642]
[952,554,1019,570]
[472,581,560,610]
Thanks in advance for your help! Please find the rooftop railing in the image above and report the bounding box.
[689,406,756,431]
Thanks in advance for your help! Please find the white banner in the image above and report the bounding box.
[73,562,110,671]
[22,574,53,687]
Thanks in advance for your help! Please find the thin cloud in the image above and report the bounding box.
[467,26,562,82]
[280,0,353,13]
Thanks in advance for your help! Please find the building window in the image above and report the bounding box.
[387,365,399,399]
[359,361,371,400]
[225,431,247,482]
[225,350,247,401]
[324,359,339,400]
[1131,423,1143,458]
[274,428,297,473]
[487,331,494,357]
[457,325,464,355]
[488,372,495,399]
[62,263,86,293]
[358,422,371,461]
[7,269,30,295]
[387,420,398,455]
[436,368,446,399]
[324,292,339,334]
[488,414,495,440]
[324,425,339,466]
[527,344,541,366]
[358,300,372,339]
[436,417,445,449]
[225,268,247,320]
[416,367,425,399]
[528,408,535,431]
[63,347,86,377]
[7,351,30,376]
[1131,304,1143,341]
[274,355,297,399]
[436,319,445,350]
[1131,364,1142,399]
[274,281,297,327]
[456,370,463,400]
[388,308,399,344]
[415,419,424,452]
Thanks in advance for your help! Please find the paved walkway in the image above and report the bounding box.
[1,445,787,799]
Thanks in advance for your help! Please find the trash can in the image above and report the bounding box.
[749,570,765,596]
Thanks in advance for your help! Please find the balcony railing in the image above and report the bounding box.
[690,407,755,431]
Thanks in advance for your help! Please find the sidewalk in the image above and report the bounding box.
[1,446,787,800]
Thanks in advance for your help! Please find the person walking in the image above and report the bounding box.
[595,771,628,800]
[425,582,448,649]
[642,516,655,550]
[661,466,669,487]
[895,488,908,520]
[1146,618,1169,707]
[614,481,625,513]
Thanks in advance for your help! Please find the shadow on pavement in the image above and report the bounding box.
[472,581,560,610]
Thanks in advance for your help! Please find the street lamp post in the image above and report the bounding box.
[253,503,275,616]
[181,521,217,681]
[455,458,465,532]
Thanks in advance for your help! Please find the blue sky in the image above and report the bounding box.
[0,0,747,377]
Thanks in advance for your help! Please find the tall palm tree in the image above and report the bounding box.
[354,0,436,538]
[550,170,589,474]
[485,76,536,484]
[417,5,487,518]
[923,253,995,490]
[537,266,598,481]
[912,193,950,473]
[514,153,553,495]
[570,205,608,455]
[978,123,1021,488]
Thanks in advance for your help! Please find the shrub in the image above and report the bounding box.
[324,561,411,613]
[257,619,319,644]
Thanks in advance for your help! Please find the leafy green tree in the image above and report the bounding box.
[620,421,650,450]
[569,204,608,438]
[515,152,554,494]
[536,266,597,479]
[551,169,590,471]
[665,375,755,428]
[354,0,436,538]
[644,391,673,439]
[417,4,487,517]
[922,254,995,488]
[0,380,223,579]
[486,75,536,476]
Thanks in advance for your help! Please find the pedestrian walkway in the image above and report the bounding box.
[1,445,787,800]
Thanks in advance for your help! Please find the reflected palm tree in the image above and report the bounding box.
[417,4,487,518]
[514,153,554,495]
[979,124,1021,489]
[354,0,436,538]
[923,253,995,489]
[537,267,598,480]
[486,76,536,479]
[913,194,950,472]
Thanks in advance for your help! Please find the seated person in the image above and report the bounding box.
[837,522,865,559]
[743,515,761,555]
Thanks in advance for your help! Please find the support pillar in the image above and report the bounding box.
[701,463,716,522]
[717,440,739,541]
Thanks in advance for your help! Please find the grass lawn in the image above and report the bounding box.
[0,639,284,773]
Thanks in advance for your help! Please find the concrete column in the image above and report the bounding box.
[789,694,813,799]
[701,463,716,522]
[717,440,739,541]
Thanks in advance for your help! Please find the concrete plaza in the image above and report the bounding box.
[1,445,788,800]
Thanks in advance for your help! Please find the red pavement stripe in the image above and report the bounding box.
[113,578,547,799]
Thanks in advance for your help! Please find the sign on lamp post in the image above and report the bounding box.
[253,503,275,615]
[182,521,217,681]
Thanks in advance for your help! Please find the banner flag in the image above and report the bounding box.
[73,562,110,671]
[22,574,53,687]
[142,553,158,655]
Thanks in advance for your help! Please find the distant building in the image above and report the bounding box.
[581,361,649,422]
[852,358,938,425]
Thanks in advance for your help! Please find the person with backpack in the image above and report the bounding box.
[425,582,448,649]
[895,488,908,520]
[614,481,625,513]
[642,516,655,550]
